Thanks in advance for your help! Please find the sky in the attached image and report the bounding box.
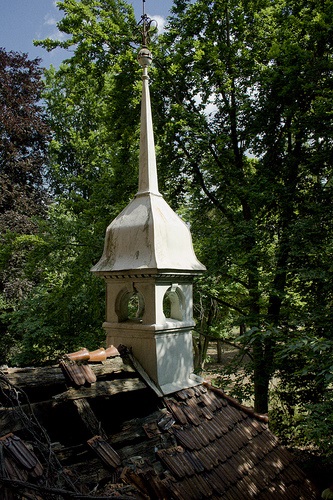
[0,0,174,69]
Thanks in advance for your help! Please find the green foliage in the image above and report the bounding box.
[1,0,333,461]
[268,391,308,446]
[0,49,50,363]
[152,0,333,414]
[301,394,333,458]
[3,0,143,365]
[267,330,333,452]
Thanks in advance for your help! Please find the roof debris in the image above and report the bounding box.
[0,352,318,499]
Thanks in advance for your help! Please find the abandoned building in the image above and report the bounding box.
[0,12,319,500]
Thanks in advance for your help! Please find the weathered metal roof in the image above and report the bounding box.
[91,193,206,275]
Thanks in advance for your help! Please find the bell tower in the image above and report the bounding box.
[91,9,206,394]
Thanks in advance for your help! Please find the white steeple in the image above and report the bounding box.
[91,40,205,275]
[91,9,205,394]
[137,46,159,196]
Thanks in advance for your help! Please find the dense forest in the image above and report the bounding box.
[0,0,332,461]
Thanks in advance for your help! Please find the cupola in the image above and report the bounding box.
[91,11,206,395]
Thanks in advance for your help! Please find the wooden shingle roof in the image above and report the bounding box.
[0,353,318,499]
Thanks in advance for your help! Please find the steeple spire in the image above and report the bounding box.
[136,12,160,196]
[91,2,205,395]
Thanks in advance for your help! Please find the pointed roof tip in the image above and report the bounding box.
[137,14,161,197]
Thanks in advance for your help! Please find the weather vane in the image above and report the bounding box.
[137,0,157,47]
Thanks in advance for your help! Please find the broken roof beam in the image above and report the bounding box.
[0,357,135,390]
[73,399,108,440]
[53,379,147,402]
[0,401,53,436]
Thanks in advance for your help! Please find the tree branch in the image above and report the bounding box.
[0,476,133,499]
[209,294,246,316]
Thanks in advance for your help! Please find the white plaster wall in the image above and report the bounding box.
[104,324,200,394]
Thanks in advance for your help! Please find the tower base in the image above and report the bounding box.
[104,322,203,395]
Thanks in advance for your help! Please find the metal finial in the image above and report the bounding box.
[138,44,152,68]
[137,0,158,48]
[137,0,157,68]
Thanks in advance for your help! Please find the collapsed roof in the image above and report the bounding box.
[0,350,318,499]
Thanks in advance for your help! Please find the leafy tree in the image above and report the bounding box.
[5,0,144,365]
[152,0,333,413]
[0,49,49,227]
[0,49,49,362]
[4,0,332,448]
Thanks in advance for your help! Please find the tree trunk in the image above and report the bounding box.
[217,340,223,363]
[253,363,270,414]
[199,336,210,370]
[252,337,274,414]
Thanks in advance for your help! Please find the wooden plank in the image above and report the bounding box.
[73,399,108,440]
[109,410,165,445]
[1,366,66,389]
[126,352,163,397]
[51,443,89,463]
[118,436,161,465]
[0,401,53,435]
[1,358,135,390]
[90,357,135,378]
[53,379,146,402]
